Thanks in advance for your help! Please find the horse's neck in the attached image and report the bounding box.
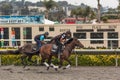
[65,42,75,52]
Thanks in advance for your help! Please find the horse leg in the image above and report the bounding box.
[40,57,45,66]
[21,54,27,68]
[44,61,50,71]
[59,58,64,68]
[63,58,71,70]
[46,55,52,70]
[27,55,36,65]
[41,56,50,70]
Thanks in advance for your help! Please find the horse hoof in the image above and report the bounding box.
[63,67,66,70]
[47,67,49,71]
[59,66,62,68]
[23,66,26,69]
[24,67,30,71]
[55,68,58,71]
[50,65,53,68]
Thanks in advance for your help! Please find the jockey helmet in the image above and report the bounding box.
[44,32,49,35]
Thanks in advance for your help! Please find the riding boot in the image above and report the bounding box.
[33,47,37,51]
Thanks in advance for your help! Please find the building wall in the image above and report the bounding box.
[0,23,119,48]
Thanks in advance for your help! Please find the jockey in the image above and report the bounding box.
[50,30,72,44]
[55,33,67,54]
[34,32,49,49]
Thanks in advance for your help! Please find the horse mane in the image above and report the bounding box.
[64,38,73,45]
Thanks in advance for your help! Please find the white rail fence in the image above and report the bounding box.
[0,39,120,67]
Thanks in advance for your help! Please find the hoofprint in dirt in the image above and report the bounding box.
[0,66,120,80]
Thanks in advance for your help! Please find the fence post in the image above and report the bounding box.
[110,40,113,49]
[37,57,39,65]
[0,55,1,66]
[115,52,118,67]
[75,52,78,67]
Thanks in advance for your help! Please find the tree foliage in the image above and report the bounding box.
[43,0,57,19]
[20,6,29,15]
[0,3,13,15]
[71,6,96,22]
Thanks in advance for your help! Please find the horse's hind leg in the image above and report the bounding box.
[28,55,37,65]
[21,54,27,68]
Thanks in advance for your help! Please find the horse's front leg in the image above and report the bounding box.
[41,55,50,70]
[63,58,71,70]
[59,58,64,68]
[46,55,52,70]
[48,55,59,71]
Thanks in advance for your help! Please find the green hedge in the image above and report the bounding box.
[0,54,119,66]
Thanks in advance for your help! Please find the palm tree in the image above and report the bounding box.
[71,6,95,23]
[71,7,82,18]
[43,0,57,19]
[117,0,120,22]
[97,0,101,23]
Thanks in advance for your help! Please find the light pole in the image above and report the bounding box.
[97,0,101,23]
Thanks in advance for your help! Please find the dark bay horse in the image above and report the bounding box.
[39,38,84,70]
[0,42,45,68]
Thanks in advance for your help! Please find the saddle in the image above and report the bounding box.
[51,44,58,53]
[32,44,39,51]
[51,44,64,54]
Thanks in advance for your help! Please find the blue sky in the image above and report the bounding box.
[25,0,118,8]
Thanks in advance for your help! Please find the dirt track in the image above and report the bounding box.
[0,66,120,80]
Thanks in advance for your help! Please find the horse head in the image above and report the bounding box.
[65,38,84,48]
[65,30,72,38]
[72,38,84,48]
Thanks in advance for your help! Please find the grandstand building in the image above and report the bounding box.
[0,16,119,49]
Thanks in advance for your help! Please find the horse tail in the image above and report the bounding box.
[0,49,20,55]
[24,48,40,54]
[7,49,20,55]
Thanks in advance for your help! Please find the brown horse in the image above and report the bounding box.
[39,38,84,70]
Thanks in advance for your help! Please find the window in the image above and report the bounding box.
[23,27,32,39]
[0,28,9,46]
[3,28,9,46]
[97,29,115,32]
[73,33,86,39]
[14,28,20,39]
[13,28,21,46]
[108,32,118,39]
[60,29,70,32]
[108,32,118,48]
[76,29,93,32]
[3,28,9,39]
[49,27,54,31]
[90,33,103,44]
[39,27,44,31]
[108,40,118,49]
